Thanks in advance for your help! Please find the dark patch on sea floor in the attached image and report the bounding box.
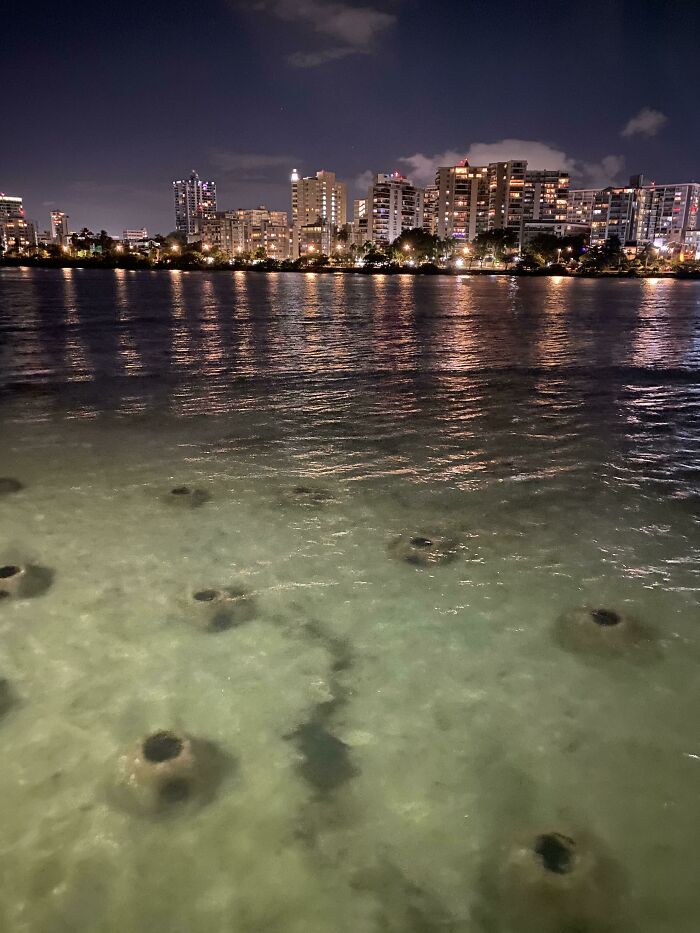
[353,861,459,933]
[289,716,358,796]
[284,615,358,799]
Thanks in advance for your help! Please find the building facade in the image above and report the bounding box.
[0,195,35,254]
[589,186,639,246]
[50,210,70,242]
[173,170,217,238]
[123,228,148,243]
[200,207,291,260]
[291,169,347,229]
[0,195,23,220]
[637,183,700,247]
[290,169,347,257]
[568,176,700,249]
[435,162,489,241]
[367,172,424,244]
[435,161,569,245]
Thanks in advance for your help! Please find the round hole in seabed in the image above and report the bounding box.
[534,833,576,875]
[591,608,621,627]
[0,566,21,580]
[193,589,220,603]
[143,731,184,763]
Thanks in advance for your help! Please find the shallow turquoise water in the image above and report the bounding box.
[0,269,699,932]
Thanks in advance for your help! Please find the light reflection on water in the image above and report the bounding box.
[0,270,699,932]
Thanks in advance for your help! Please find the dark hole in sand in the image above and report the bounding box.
[0,591,9,599]
[534,833,575,874]
[0,478,23,495]
[159,778,191,804]
[0,566,21,579]
[591,608,621,627]
[293,719,358,794]
[410,537,433,549]
[171,486,191,496]
[143,731,183,763]
[193,589,220,603]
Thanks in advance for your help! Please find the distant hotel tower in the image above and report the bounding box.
[173,170,217,237]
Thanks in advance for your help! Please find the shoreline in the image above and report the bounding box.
[0,258,696,279]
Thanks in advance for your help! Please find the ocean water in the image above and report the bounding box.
[0,267,699,933]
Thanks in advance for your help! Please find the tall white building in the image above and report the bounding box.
[50,210,69,242]
[0,194,24,220]
[637,182,700,247]
[0,195,35,254]
[367,172,424,244]
[567,177,700,249]
[173,170,217,238]
[290,169,347,229]
[290,169,347,257]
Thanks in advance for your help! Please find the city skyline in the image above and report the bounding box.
[2,0,699,232]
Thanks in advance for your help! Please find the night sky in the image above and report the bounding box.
[4,0,698,235]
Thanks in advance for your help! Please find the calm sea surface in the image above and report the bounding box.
[0,268,699,932]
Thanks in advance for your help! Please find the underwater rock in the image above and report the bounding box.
[289,716,358,796]
[284,484,337,507]
[115,730,228,816]
[388,532,460,567]
[0,478,24,496]
[499,828,624,933]
[161,485,211,508]
[186,586,257,632]
[554,606,659,661]
[0,564,54,600]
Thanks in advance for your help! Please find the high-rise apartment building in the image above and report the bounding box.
[589,186,640,246]
[637,183,700,247]
[50,210,69,242]
[290,169,347,229]
[367,172,424,244]
[0,194,24,220]
[487,160,527,233]
[200,207,290,260]
[568,177,699,249]
[0,195,35,254]
[435,161,569,245]
[422,183,439,235]
[173,170,217,238]
[522,170,569,223]
[351,198,369,245]
[435,162,489,240]
[566,189,597,227]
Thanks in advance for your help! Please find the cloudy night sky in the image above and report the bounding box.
[4,0,697,235]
